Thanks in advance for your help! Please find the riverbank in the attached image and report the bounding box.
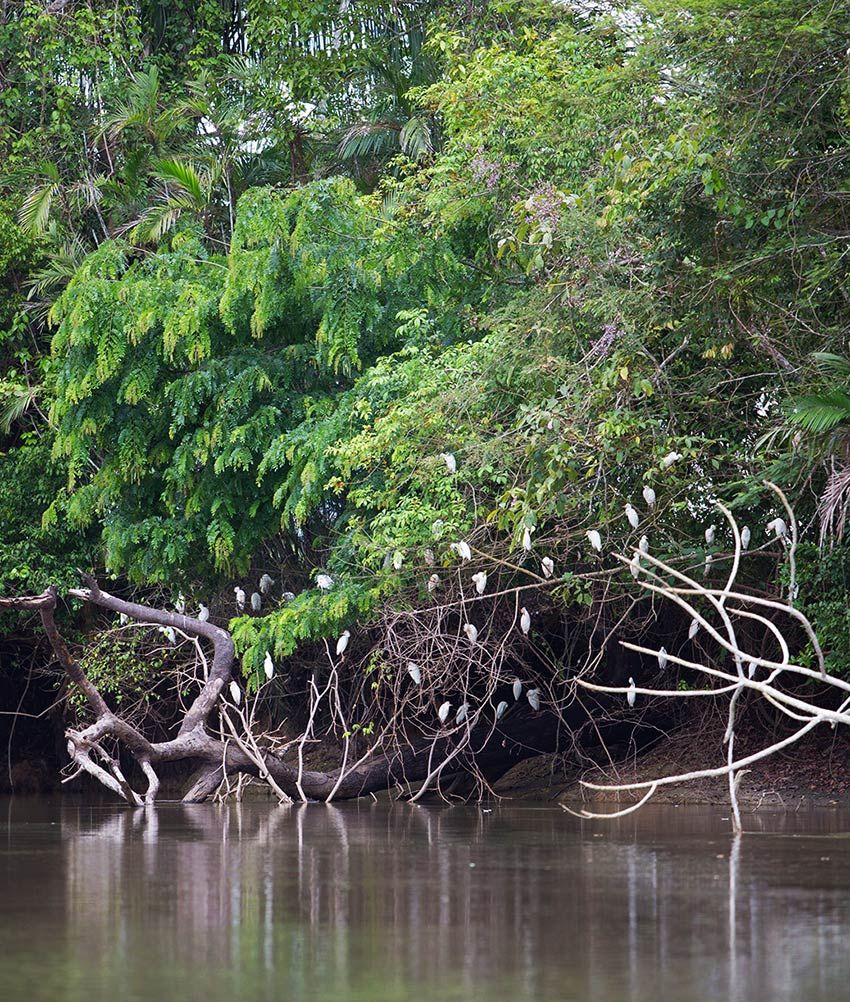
[496,719,850,809]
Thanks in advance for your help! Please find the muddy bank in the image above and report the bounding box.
[495,720,850,809]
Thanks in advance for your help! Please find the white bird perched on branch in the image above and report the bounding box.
[741,526,751,550]
[159,626,176,645]
[661,451,682,469]
[424,548,435,566]
[336,630,351,657]
[392,550,404,570]
[658,647,668,670]
[496,700,508,720]
[520,607,531,635]
[629,553,641,579]
[513,678,523,701]
[704,553,713,576]
[463,623,479,644]
[250,592,262,613]
[522,526,534,551]
[586,528,603,552]
[316,574,334,591]
[259,573,274,595]
[766,517,788,539]
[438,701,451,724]
[228,680,241,705]
[639,536,649,555]
[688,618,699,640]
[625,503,640,529]
[452,540,472,562]
[263,651,274,679]
[198,604,209,622]
[705,525,715,545]
[627,677,636,708]
[541,557,554,579]
[234,587,246,611]
[472,571,488,595]
[527,689,541,712]
[175,594,186,615]
[119,613,129,626]
[407,662,422,685]
[427,573,440,593]
[282,591,296,602]
[440,452,457,474]
[642,485,656,508]
[456,702,469,724]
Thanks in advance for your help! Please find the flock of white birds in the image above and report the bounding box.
[146,447,792,720]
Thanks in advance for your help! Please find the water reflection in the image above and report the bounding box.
[2,799,850,1001]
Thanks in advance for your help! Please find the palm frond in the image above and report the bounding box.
[819,458,850,543]
[151,159,207,206]
[788,391,850,435]
[399,115,432,159]
[813,352,850,378]
[18,180,61,234]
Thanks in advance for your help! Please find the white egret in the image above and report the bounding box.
[452,540,472,562]
[250,592,262,612]
[586,528,603,552]
[228,680,241,705]
[259,573,274,594]
[316,574,334,590]
[440,452,457,474]
[407,662,422,685]
[625,503,640,529]
[766,517,788,539]
[629,553,641,579]
[705,525,715,545]
[456,702,469,724]
[496,700,508,720]
[642,485,656,508]
[520,607,531,635]
[336,630,351,657]
[198,604,209,623]
[424,548,436,566]
[512,678,523,701]
[658,647,668,670]
[472,571,488,595]
[704,553,713,576]
[747,660,757,679]
[427,573,440,593]
[627,677,636,708]
[119,613,129,626]
[264,651,274,679]
[234,587,246,611]
[639,535,649,555]
[438,701,451,724]
[175,593,186,615]
[741,526,751,550]
[527,689,541,712]
[522,526,534,551]
[159,626,176,645]
[392,550,404,570]
[541,557,554,579]
[282,591,296,602]
[463,623,479,644]
[661,451,682,468]
[688,618,699,640]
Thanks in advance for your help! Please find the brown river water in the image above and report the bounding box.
[2,798,850,1001]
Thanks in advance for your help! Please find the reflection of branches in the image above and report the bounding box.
[572,484,839,833]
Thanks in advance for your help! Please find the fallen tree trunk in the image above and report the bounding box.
[2,576,564,806]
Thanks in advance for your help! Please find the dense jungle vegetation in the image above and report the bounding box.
[2,0,850,796]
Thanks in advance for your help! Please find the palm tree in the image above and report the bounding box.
[788,353,850,541]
